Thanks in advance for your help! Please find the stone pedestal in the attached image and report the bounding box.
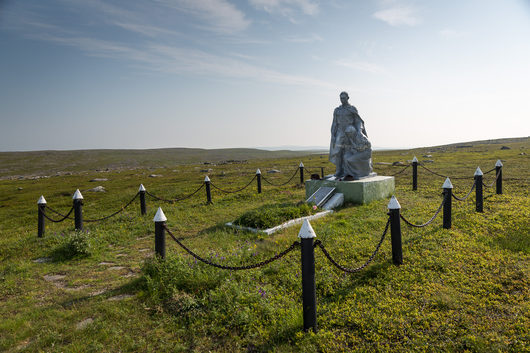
[305,176,394,205]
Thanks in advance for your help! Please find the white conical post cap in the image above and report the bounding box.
[37,195,47,205]
[204,175,210,182]
[72,189,84,200]
[442,177,453,189]
[412,156,418,163]
[495,159,503,167]
[139,184,146,192]
[298,219,316,239]
[153,207,167,222]
[474,167,483,176]
[299,161,304,168]
[387,196,401,209]
[256,168,261,175]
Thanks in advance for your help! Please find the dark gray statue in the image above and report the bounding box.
[329,91,375,180]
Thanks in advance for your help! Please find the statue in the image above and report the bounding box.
[329,91,376,180]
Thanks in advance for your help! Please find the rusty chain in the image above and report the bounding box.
[210,175,256,194]
[314,217,390,273]
[261,167,299,186]
[400,198,445,228]
[165,225,300,270]
[483,170,501,188]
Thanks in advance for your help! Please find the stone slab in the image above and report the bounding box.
[305,176,395,205]
[306,186,335,207]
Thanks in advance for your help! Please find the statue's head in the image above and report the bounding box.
[340,91,349,105]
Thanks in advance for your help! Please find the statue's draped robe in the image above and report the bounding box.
[329,104,374,179]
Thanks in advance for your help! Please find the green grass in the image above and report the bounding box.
[0,138,528,352]
[233,202,317,229]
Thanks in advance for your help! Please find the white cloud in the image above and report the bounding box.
[334,60,386,74]
[250,0,319,17]
[373,5,421,26]
[156,0,250,33]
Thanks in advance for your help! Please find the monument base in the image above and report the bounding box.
[305,176,395,205]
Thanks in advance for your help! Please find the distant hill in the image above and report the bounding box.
[0,137,527,178]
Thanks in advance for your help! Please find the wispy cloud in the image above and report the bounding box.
[373,5,421,26]
[250,0,319,18]
[334,60,386,74]
[156,0,250,33]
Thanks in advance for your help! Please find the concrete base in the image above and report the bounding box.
[305,176,395,205]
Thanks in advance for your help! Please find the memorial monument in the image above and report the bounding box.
[305,91,395,206]
[329,91,376,180]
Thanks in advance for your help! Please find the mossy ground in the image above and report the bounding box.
[0,139,528,352]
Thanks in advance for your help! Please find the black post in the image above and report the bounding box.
[73,189,83,231]
[37,196,46,238]
[139,184,147,215]
[154,207,166,259]
[320,167,324,179]
[475,168,483,213]
[256,169,262,194]
[442,178,452,229]
[388,197,403,265]
[412,157,418,191]
[299,220,317,332]
[299,162,304,185]
[205,176,212,204]
[495,160,503,195]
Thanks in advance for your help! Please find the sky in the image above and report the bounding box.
[1,0,529,152]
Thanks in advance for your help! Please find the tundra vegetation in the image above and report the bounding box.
[0,138,528,352]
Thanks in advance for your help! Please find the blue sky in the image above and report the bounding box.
[1,0,529,151]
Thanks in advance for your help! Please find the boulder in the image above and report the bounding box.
[89,178,108,182]
[267,169,281,173]
[392,161,406,166]
[500,146,511,150]
[87,186,106,192]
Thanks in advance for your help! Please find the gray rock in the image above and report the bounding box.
[422,160,435,163]
[374,162,392,165]
[33,257,52,263]
[500,146,511,150]
[200,169,213,173]
[149,174,162,178]
[87,186,106,192]
[423,154,432,158]
[89,178,108,182]
[392,161,406,166]
[267,169,281,173]
[76,318,94,330]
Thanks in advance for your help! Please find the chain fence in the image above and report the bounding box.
[388,164,411,176]
[261,167,299,186]
[84,192,139,223]
[210,175,257,194]
[452,180,476,201]
[400,198,445,228]
[418,163,474,180]
[483,170,501,188]
[41,206,74,223]
[165,225,300,270]
[314,217,390,273]
[146,184,204,203]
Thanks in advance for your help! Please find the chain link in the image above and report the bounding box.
[41,206,74,223]
[210,175,257,194]
[146,183,204,203]
[84,192,139,222]
[400,197,445,228]
[314,217,390,273]
[261,167,299,186]
[389,164,411,176]
[418,163,474,180]
[483,170,501,188]
[46,205,74,219]
[452,180,476,201]
[165,225,300,270]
